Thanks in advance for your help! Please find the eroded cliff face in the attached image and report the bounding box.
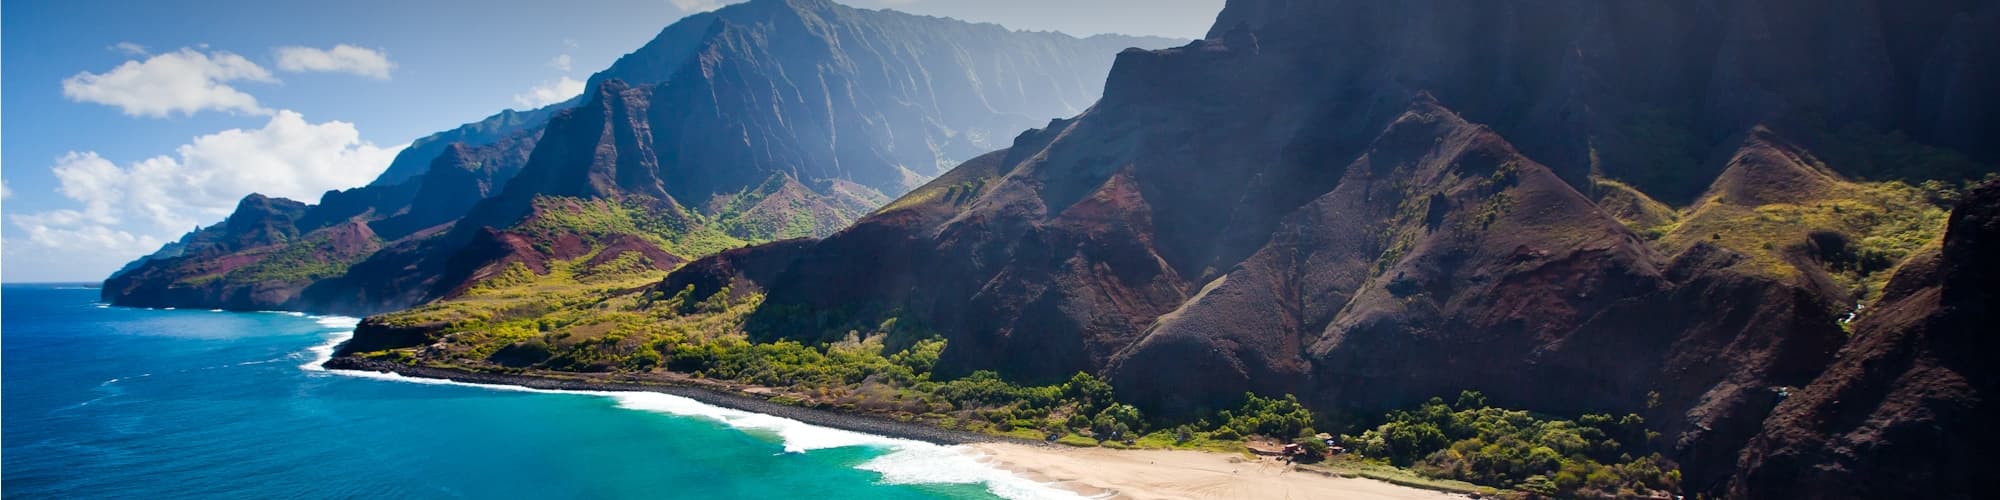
[1203,0,2000,200]
[1729,180,2000,499]
[668,0,1995,495]
[104,0,1179,316]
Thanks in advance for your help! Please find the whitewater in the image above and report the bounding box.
[296,316,1083,500]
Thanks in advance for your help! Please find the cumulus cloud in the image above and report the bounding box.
[8,217,167,259]
[513,77,586,108]
[274,44,395,79]
[550,53,573,72]
[62,48,276,117]
[8,111,404,258]
[1,179,11,201]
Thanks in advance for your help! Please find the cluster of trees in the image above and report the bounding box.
[1345,391,1680,497]
[1209,393,1316,440]
[412,281,1685,499]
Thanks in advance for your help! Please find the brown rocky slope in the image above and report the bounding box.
[1729,179,2000,499]
[648,0,1997,495]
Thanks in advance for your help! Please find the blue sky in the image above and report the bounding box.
[0,0,1224,282]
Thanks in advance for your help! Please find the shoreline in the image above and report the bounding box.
[967,443,1465,500]
[324,356,1473,500]
[323,356,1033,447]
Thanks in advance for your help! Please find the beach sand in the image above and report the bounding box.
[969,443,1463,500]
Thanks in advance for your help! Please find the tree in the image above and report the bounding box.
[1378,421,1449,466]
[1066,413,1090,431]
[1093,403,1146,438]
[1295,436,1331,461]
[1063,372,1114,410]
[624,345,663,370]
[1454,390,1488,410]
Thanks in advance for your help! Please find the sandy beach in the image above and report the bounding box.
[330,357,1468,499]
[970,443,1463,500]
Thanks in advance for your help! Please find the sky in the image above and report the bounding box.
[0,0,1226,283]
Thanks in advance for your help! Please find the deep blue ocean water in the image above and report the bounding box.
[2,284,1068,499]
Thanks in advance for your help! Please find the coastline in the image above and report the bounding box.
[322,356,1472,500]
[968,443,1465,500]
[322,356,1031,447]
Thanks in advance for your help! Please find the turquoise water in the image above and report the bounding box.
[2,285,1065,499]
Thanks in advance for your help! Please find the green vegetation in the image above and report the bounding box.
[366,177,1711,497]
[517,196,747,258]
[1663,178,1949,302]
[1592,177,1680,239]
[393,189,882,327]
[379,261,1688,497]
[176,230,377,287]
[388,279,1302,448]
[1344,392,1679,498]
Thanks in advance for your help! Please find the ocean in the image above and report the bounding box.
[1,284,1073,499]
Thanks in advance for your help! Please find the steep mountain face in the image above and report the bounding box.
[1198,0,1999,201]
[364,0,742,188]
[653,0,1996,495]
[101,194,384,309]
[1729,179,2000,499]
[370,134,540,240]
[368,104,568,187]
[105,0,1181,315]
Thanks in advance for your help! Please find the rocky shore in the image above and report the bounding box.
[322,356,1032,446]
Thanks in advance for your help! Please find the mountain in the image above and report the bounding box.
[604,0,1998,495]
[1730,179,2000,498]
[103,0,1182,315]
[367,103,569,187]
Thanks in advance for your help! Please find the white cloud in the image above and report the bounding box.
[62,48,276,117]
[1,179,11,201]
[9,217,166,258]
[513,77,586,108]
[8,111,404,258]
[274,44,395,79]
[669,0,725,12]
[550,54,573,72]
[109,42,149,55]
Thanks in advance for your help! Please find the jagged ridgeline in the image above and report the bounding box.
[453,0,1986,497]
[102,0,1182,315]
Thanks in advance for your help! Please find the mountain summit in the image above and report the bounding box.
[627,0,1995,495]
[103,0,1181,314]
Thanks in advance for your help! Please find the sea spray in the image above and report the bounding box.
[298,315,361,371]
[299,326,1080,500]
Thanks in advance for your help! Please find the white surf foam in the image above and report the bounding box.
[293,323,1080,499]
[859,442,1084,499]
[300,329,353,372]
[605,392,898,453]
[314,316,360,329]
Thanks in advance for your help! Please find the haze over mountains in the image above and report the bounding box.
[103,0,2000,497]
[103,0,1180,314]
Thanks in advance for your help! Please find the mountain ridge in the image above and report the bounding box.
[602,0,1995,496]
[103,0,1183,316]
